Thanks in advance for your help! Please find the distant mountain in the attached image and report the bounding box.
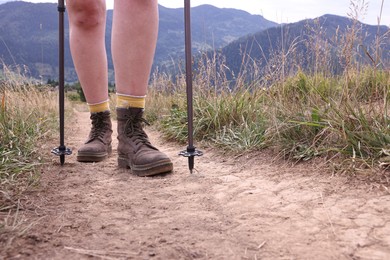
[0,1,277,82]
[219,14,390,81]
[157,4,276,65]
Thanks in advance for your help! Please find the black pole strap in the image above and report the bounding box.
[179,0,203,174]
[52,0,72,165]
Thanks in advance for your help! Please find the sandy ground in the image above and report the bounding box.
[2,110,390,260]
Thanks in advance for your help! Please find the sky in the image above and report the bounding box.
[6,0,390,26]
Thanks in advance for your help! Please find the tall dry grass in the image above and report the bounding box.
[0,65,58,241]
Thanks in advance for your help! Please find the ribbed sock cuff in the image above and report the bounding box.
[116,93,146,109]
[88,100,110,113]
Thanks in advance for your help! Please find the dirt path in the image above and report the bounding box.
[3,110,390,259]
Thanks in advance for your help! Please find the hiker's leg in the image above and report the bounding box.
[113,0,172,176]
[68,0,112,162]
[111,0,158,97]
[67,0,108,104]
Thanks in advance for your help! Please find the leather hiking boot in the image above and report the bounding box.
[77,111,113,162]
[117,108,173,176]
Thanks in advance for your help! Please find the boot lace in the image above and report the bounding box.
[123,115,152,148]
[90,113,109,141]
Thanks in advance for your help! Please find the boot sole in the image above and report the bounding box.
[118,156,173,177]
[77,145,112,162]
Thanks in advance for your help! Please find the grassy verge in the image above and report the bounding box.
[146,65,390,174]
[0,75,58,241]
[266,69,390,170]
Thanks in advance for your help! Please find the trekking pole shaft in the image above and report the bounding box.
[184,0,194,149]
[51,0,72,165]
[179,0,203,173]
[58,0,65,148]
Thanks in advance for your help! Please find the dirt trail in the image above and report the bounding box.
[3,110,390,259]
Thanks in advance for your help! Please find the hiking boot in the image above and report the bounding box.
[77,111,113,162]
[117,107,173,176]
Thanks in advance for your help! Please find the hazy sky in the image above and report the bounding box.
[10,0,390,25]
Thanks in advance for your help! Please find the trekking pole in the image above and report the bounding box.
[179,0,203,174]
[51,0,72,165]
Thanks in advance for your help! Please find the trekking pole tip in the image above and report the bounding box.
[179,147,203,174]
[51,146,72,166]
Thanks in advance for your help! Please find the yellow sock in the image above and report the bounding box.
[116,94,146,109]
[88,100,110,113]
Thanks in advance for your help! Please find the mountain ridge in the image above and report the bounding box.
[0,1,277,82]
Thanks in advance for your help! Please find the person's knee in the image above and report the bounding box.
[67,0,105,30]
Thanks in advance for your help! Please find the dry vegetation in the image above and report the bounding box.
[0,66,58,242]
[146,0,390,176]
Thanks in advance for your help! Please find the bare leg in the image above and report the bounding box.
[67,0,108,104]
[113,1,172,176]
[68,0,112,163]
[112,0,159,96]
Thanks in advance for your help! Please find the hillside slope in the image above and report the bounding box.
[219,14,390,80]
